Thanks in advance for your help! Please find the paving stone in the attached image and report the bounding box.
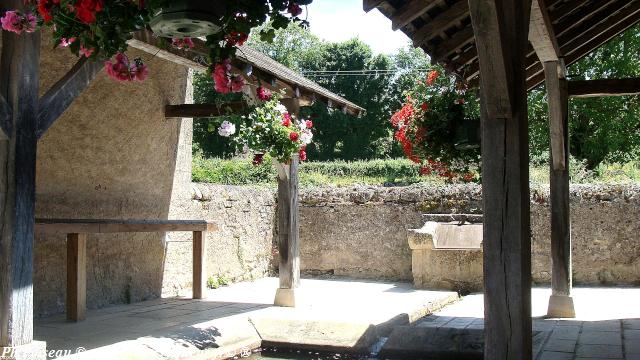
[579,331,622,346]
[540,351,574,360]
[552,326,581,340]
[624,329,640,340]
[575,344,623,358]
[545,339,577,353]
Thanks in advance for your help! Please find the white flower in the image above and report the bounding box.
[275,104,287,114]
[301,130,313,145]
[218,120,236,137]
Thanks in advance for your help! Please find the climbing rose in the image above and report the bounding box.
[256,86,271,101]
[298,148,307,161]
[217,120,236,137]
[426,70,439,86]
[288,2,302,17]
[1,11,37,34]
[305,120,313,129]
[289,132,299,141]
[282,113,292,127]
[74,0,105,24]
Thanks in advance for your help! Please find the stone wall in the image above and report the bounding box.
[298,184,640,287]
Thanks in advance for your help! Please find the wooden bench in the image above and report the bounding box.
[36,219,218,321]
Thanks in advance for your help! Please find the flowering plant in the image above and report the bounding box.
[217,89,313,164]
[391,70,480,181]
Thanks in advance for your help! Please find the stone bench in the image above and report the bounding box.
[407,214,483,293]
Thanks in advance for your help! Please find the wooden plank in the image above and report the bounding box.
[36,219,218,233]
[36,57,103,139]
[568,78,640,97]
[363,0,385,12]
[392,0,439,30]
[275,155,300,291]
[529,0,561,62]
[165,103,248,119]
[431,25,474,63]
[412,0,470,46]
[0,21,41,347]
[128,30,209,71]
[0,94,10,140]
[192,231,206,299]
[544,61,567,170]
[469,1,533,359]
[66,233,87,321]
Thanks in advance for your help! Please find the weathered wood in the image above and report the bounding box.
[469,0,533,359]
[529,0,561,62]
[568,78,640,98]
[431,26,475,63]
[0,22,41,347]
[128,30,209,71]
[413,0,469,46]
[363,0,385,12]
[0,95,10,140]
[192,231,207,299]
[391,0,439,30]
[36,57,103,139]
[275,155,300,291]
[66,233,87,321]
[36,219,218,233]
[544,61,567,170]
[165,103,248,119]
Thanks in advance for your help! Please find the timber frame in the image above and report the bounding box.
[368,0,640,359]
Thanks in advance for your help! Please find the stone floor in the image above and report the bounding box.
[35,277,458,359]
[414,287,640,360]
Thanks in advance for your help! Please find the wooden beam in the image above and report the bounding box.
[0,94,10,139]
[544,61,575,318]
[469,1,533,360]
[165,102,248,119]
[128,30,209,71]
[36,219,218,233]
[36,57,103,139]
[66,233,87,321]
[568,78,640,98]
[529,0,561,62]
[412,0,469,47]
[192,231,207,299]
[0,24,41,347]
[431,26,474,63]
[392,0,438,30]
[363,0,384,12]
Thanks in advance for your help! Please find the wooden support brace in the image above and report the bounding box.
[192,231,207,299]
[568,78,640,98]
[529,0,561,62]
[66,233,87,321]
[544,60,567,171]
[37,57,103,139]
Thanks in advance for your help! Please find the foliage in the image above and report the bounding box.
[390,70,480,180]
[206,274,231,289]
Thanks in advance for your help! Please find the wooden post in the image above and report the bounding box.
[544,61,575,318]
[66,233,87,321]
[274,155,300,307]
[192,231,206,299]
[0,11,41,351]
[469,0,533,359]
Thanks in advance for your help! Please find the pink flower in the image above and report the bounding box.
[305,120,313,129]
[131,58,148,82]
[230,76,244,92]
[104,53,148,82]
[1,10,37,34]
[289,132,299,141]
[282,113,292,127]
[256,86,271,101]
[299,148,307,161]
[59,37,76,47]
[171,37,195,50]
[288,2,302,17]
[212,59,244,94]
[79,44,94,57]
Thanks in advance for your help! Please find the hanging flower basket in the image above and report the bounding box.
[149,0,225,38]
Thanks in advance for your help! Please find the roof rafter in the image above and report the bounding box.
[391,0,439,30]
[529,0,561,62]
[363,0,384,12]
[412,0,468,46]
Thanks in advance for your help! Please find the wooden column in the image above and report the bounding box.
[469,1,533,359]
[192,231,207,299]
[274,154,300,307]
[66,233,87,321]
[0,9,41,351]
[544,61,575,318]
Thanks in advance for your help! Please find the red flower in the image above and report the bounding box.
[455,98,465,105]
[421,102,428,111]
[463,173,475,182]
[225,31,248,46]
[305,120,313,129]
[288,2,302,17]
[289,132,299,141]
[256,86,271,101]
[74,0,105,24]
[38,0,60,23]
[299,149,307,161]
[419,166,432,176]
[252,154,264,166]
[282,113,292,127]
[426,70,439,86]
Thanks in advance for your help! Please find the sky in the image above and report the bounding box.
[303,0,411,55]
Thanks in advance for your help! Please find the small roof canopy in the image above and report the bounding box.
[365,0,640,90]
